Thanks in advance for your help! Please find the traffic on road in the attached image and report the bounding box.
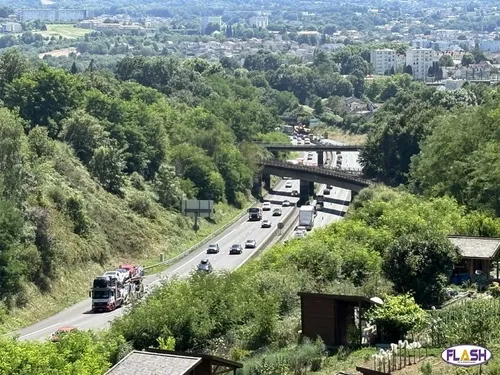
[14,133,361,342]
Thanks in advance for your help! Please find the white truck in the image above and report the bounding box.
[299,205,315,231]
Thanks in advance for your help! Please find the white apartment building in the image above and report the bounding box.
[249,15,268,29]
[2,22,22,33]
[477,39,500,52]
[405,48,437,80]
[370,49,396,74]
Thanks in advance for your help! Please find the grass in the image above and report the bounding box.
[39,24,92,39]
[0,144,253,332]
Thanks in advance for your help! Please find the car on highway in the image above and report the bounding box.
[285,181,292,188]
[282,200,291,207]
[272,208,282,216]
[245,239,257,248]
[336,151,341,155]
[206,244,220,254]
[50,326,78,342]
[261,220,272,228]
[229,244,243,254]
[307,154,313,160]
[291,190,299,197]
[197,259,213,272]
[323,189,331,195]
[327,185,333,189]
[262,202,271,211]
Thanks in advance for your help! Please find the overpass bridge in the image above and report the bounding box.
[258,159,374,203]
[256,143,363,152]
[257,143,363,166]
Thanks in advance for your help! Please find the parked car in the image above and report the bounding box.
[206,244,220,254]
[230,244,243,254]
[245,239,257,248]
[273,208,282,216]
[261,220,272,228]
[262,202,271,211]
[197,259,213,272]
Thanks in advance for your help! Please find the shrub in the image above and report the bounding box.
[128,191,157,219]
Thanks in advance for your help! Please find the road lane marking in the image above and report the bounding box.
[18,322,61,339]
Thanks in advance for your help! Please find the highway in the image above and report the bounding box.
[15,179,303,341]
[14,136,361,342]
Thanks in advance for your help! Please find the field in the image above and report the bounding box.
[39,47,78,58]
[315,127,367,144]
[39,24,92,39]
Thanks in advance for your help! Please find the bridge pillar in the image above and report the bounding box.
[350,191,358,203]
[317,152,324,166]
[299,180,310,204]
[252,175,262,198]
[262,173,271,191]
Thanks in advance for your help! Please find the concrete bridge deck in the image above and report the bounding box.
[259,159,373,193]
[256,143,363,152]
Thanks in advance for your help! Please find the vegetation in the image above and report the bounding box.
[106,186,500,369]
[0,49,290,329]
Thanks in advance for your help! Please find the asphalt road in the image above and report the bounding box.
[15,179,303,341]
[14,137,361,342]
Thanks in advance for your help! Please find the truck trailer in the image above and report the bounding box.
[90,274,145,312]
[298,205,315,231]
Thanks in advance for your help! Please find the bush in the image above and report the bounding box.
[128,191,157,219]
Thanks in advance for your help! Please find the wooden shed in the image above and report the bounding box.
[105,349,242,375]
[448,236,500,283]
[299,292,374,348]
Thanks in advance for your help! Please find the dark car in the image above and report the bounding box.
[245,239,257,248]
[327,185,333,189]
[291,190,299,197]
[230,244,243,254]
[206,244,220,254]
[197,259,213,272]
[323,189,331,195]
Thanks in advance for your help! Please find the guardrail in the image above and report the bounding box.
[143,177,287,272]
[144,200,257,272]
[260,159,374,186]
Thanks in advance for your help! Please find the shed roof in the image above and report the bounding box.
[105,351,202,375]
[448,236,500,260]
[298,292,373,304]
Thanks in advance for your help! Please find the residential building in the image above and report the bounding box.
[370,48,396,74]
[477,39,500,52]
[249,15,268,29]
[2,22,22,33]
[16,9,88,22]
[405,48,437,80]
[201,16,221,33]
[411,38,431,49]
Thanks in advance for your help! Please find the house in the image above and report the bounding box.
[105,349,243,375]
[448,236,500,284]
[299,292,375,348]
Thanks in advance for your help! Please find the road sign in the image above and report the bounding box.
[278,222,284,229]
[182,200,214,218]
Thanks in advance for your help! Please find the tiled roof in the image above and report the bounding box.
[448,236,500,259]
[105,351,202,375]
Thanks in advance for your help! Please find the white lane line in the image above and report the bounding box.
[216,228,236,244]
[18,322,61,339]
